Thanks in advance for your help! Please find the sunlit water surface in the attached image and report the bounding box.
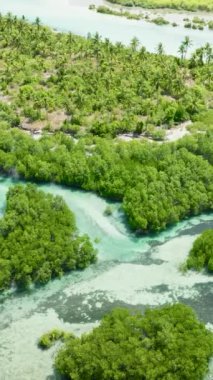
[1,0,213,55]
[0,176,212,379]
[0,2,213,378]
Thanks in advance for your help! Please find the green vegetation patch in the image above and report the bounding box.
[187,229,213,272]
[0,15,212,138]
[0,184,97,290]
[107,0,213,12]
[0,127,212,233]
[38,329,74,349]
[151,16,169,25]
[94,5,142,20]
[91,5,172,26]
[189,110,213,133]
[54,304,213,380]
[0,15,212,234]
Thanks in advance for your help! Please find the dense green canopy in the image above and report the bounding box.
[0,14,212,139]
[0,126,212,233]
[0,15,212,233]
[54,304,213,380]
[187,229,213,272]
[0,184,97,290]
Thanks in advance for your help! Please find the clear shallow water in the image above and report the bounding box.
[0,176,213,379]
[1,0,213,55]
[0,2,212,377]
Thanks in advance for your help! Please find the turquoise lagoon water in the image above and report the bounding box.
[1,0,213,55]
[0,1,213,378]
[0,176,212,379]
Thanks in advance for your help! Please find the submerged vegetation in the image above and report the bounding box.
[184,18,213,31]
[93,5,142,20]
[40,304,213,380]
[90,5,213,30]
[186,229,213,272]
[90,5,170,25]
[0,185,97,290]
[107,0,213,12]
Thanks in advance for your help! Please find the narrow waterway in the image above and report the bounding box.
[0,176,212,379]
[1,0,213,55]
[0,2,213,378]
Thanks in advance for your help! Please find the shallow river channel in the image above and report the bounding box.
[0,176,212,379]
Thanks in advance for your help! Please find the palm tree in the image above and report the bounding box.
[35,17,41,30]
[178,43,185,60]
[93,32,101,45]
[67,32,74,47]
[130,37,139,52]
[178,36,192,61]
[183,36,192,58]
[204,43,213,64]
[139,46,147,59]
[156,42,165,56]
[6,12,13,30]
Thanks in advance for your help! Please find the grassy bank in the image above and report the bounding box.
[90,5,171,25]
[107,0,213,12]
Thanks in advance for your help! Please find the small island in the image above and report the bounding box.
[0,184,97,290]
[39,304,213,380]
[186,229,213,272]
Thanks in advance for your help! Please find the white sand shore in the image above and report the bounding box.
[118,120,191,143]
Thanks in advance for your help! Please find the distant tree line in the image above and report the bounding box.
[107,0,213,12]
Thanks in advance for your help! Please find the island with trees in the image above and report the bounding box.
[186,229,213,272]
[0,10,212,380]
[0,14,212,234]
[0,184,97,290]
[39,303,213,380]
[0,125,212,233]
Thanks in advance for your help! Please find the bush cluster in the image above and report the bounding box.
[54,304,213,380]
[0,184,97,290]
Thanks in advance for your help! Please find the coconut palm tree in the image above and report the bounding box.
[35,17,41,30]
[182,36,192,58]
[178,43,185,60]
[178,36,192,60]
[156,42,165,56]
[204,43,213,64]
[130,37,139,52]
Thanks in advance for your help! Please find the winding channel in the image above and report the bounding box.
[0,176,212,379]
[0,1,213,378]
